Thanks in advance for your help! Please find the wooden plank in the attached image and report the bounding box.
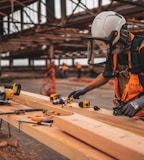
[12,91,72,116]
[0,104,112,160]
[54,113,144,160]
[13,91,144,136]
[11,91,144,159]
[65,103,144,136]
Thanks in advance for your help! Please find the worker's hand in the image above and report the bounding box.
[68,87,88,99]
[121,97,144,117]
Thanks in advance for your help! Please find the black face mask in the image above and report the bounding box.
[87,31,118,66]
[114,28,132,55]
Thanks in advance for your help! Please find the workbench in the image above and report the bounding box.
[0,91,144,160]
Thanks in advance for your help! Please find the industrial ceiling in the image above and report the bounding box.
[0,0,143,62]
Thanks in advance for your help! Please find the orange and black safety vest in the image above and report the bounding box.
[76,63,82,69]
[113,33,144,104]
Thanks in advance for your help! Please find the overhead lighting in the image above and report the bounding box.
[41,45,47,50]
[20,46,25,50]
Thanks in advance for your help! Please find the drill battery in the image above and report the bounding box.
[79,101,90,108]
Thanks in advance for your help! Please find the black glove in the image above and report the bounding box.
[68,87,88,99]
[121,97,144,117]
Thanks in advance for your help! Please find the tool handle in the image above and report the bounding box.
[0,110,25,115]
[17,119,53,125]
[17,108,47,113]
[0,108,47,115]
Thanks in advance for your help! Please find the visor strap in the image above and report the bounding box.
[104,42,114,77]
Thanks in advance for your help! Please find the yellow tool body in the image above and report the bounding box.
[49,93,60,102]
[5,83,21,100]
[78,101,90,108]
[0,83,21,103]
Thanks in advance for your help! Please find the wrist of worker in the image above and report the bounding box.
[81,86,89,93]
[136,96,144,108]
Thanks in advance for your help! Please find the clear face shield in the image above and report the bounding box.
[87,31,118,66]
[87,39,108,66]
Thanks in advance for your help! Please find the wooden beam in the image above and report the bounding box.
[0,102,112,160]
[12,91,72,116]
[54,113,144,160]
[11,91,144,160]
[13,91,144,136]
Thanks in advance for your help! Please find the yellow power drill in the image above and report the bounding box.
[0,83,21,103]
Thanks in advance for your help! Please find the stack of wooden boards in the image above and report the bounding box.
[0,90,144,160]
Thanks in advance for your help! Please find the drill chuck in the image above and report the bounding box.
[53,97,65,105]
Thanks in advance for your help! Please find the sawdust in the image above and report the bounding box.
[0,145,30,160]
[0,121,69,160]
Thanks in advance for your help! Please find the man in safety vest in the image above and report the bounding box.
[59,63,69,78]
[76,62,82,78]
[68,11,144,117]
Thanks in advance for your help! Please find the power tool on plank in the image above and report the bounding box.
[79,101,90,108]
[0,83,21,103]
[78,101,100,110]
[50,93,72,107]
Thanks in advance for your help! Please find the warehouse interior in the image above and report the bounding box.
[0,0,143,71]
[0,1,144,160]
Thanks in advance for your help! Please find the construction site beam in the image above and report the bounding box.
[60,0,66,26]
[46,0,55,23]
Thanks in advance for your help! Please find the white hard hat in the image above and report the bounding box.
[91,11,126,45]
